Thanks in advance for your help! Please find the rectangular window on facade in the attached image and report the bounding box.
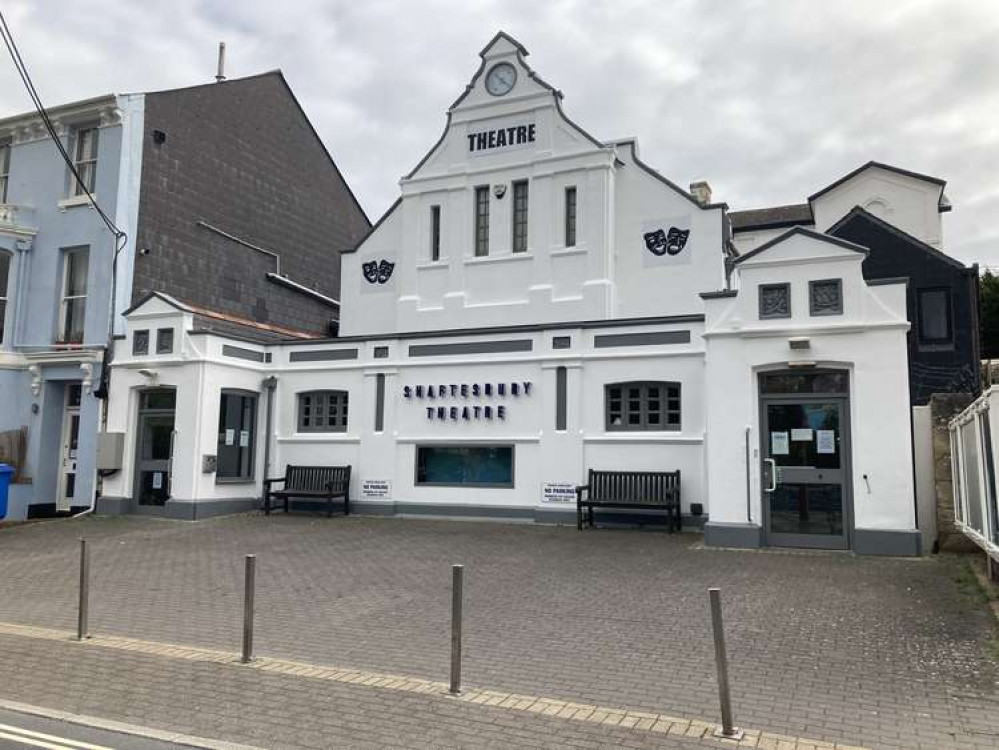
[133,329,149,355]
[430,205,441,261]
[809,278,843,316]
[917,287,953,345]
[0,141,10,203]
[217,391,257,480]
[0,252,9,344]
[416,445,514,487]
[73,127,99,196]
[59,247,89,343]
[512,180,529,253]
[565,186,577,247]
[759,283,791,319]
[474,186,490,256]
[156,328,174,354]
[298,390,348,432]
[606,381,681,431]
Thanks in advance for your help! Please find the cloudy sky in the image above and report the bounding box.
[2,0,997,266]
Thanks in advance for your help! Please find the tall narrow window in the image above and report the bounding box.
[474,186,490,256]
[0,142,10,203]
[430,205,441,261]
[917,287,953,346]
[217,390,257,480]
[556,366,567,431]
[512,180,529,253]
[60,247,89,344]
[565,186,577,247]
[0,251,10,344]
[73,127,99,196]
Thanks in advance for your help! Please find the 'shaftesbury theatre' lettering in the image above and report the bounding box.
[467,124,536,153]
[403,381,532,422]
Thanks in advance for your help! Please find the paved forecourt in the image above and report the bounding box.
[0,514,995,749]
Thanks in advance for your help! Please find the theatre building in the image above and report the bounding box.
[100,32,920,554]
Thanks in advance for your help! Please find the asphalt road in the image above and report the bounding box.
[0,707,199,750]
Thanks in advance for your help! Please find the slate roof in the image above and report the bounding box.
[729,203,814,232]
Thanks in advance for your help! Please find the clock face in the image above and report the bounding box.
[485,63,517,96]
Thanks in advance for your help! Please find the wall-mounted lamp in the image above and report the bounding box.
[137,368,159,385]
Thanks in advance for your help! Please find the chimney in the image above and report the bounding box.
[215,42,226,83]
[690,181,712,206]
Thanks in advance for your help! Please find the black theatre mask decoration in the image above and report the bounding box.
[363,259,395,284]
[644,226,690,257]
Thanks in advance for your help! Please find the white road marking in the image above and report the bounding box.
[0,722,114,750]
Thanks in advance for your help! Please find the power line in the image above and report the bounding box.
[0,9,125,249]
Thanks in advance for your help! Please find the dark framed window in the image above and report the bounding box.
[156,328,174,354]
[809,278,843,316]
[72,126,99,196]
[0,251,10,344]
[133,329,149,355]
[556,366,567,431]
[416,444,514,487]
[606,381,680,431]
[512,180,529,253]
[759,283,790,319]
[759,370,849,395]
[917,287,953,345]
[217,390,257,480]
[474,186,489,256]
[298,390,348,433]
[430,205,441,261]
[565,186,577,247]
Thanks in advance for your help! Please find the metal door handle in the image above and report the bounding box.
[764,458,777,492]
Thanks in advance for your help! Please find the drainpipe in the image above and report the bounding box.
[745,426,752,524]
[261,376,278,504]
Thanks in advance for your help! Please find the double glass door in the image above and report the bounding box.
[762,398,850,549]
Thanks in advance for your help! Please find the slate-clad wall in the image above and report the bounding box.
[831,214,980,405]
[132,73,370,334]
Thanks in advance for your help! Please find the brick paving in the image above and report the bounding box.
[0,514,996,749]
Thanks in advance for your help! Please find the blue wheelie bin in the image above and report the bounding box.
[0,464,13,520]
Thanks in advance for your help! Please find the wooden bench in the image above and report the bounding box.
[263,465,351,517]
[575,469,681,532]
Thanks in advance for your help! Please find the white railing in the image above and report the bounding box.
[949,387,999,562]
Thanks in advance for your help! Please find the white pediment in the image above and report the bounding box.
[736,228,868,269]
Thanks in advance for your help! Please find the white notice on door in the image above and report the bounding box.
[771,431,789,455]
[225,429,235,446]
[239,430,250,448]
[152,472,163,490]
[817,430,836,454]
[791,428,813,442]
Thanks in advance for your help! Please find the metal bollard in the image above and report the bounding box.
[241,554,256,663]
[449,564,463,694]
[708,588,743,740]
[77,539,89,641]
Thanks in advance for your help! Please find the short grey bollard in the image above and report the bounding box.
[77,539,89,641]
[241,554,256,663]
[708,588,744,740]
[449,564,463,694]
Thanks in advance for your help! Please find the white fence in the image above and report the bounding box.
[949,387,999,562]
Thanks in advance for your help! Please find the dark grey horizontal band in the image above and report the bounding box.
[700,290,738,299]
[866,276,909,287]
[289,348,359,362]
[409,339,533,357]
[593,330,690,348]
[222,344,265,362]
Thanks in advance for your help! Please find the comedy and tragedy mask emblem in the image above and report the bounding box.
[644,227,690,256]
[362,259,395,284]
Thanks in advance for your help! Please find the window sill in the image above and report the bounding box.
[215,477,257,485]
[584,434,702,444]
[57,194,95,210]
[464,253,532,266]
[416,260,449,270]
[551,246,587,257]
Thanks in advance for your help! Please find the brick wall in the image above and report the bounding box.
[132,72,370,334]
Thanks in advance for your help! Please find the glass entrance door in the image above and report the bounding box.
[134,390,176,506]
[762,399,850,549]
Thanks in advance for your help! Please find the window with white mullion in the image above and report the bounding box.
[0,251,10,344]
[512,180,529,253]
[0,142,10,203]
[73,127,99,196]
[474,186,489,256]
[59,247,89,344]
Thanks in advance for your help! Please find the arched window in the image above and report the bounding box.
[298,390,349,433]
[605,381,681,431]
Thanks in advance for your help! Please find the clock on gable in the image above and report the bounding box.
[485,62,516,96]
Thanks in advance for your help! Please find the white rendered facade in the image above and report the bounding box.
[102,33,920,554]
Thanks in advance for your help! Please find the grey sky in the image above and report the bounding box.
[2,0,996,266]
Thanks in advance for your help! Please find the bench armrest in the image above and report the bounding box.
[263,476,287,488]
[575,484,590,501]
